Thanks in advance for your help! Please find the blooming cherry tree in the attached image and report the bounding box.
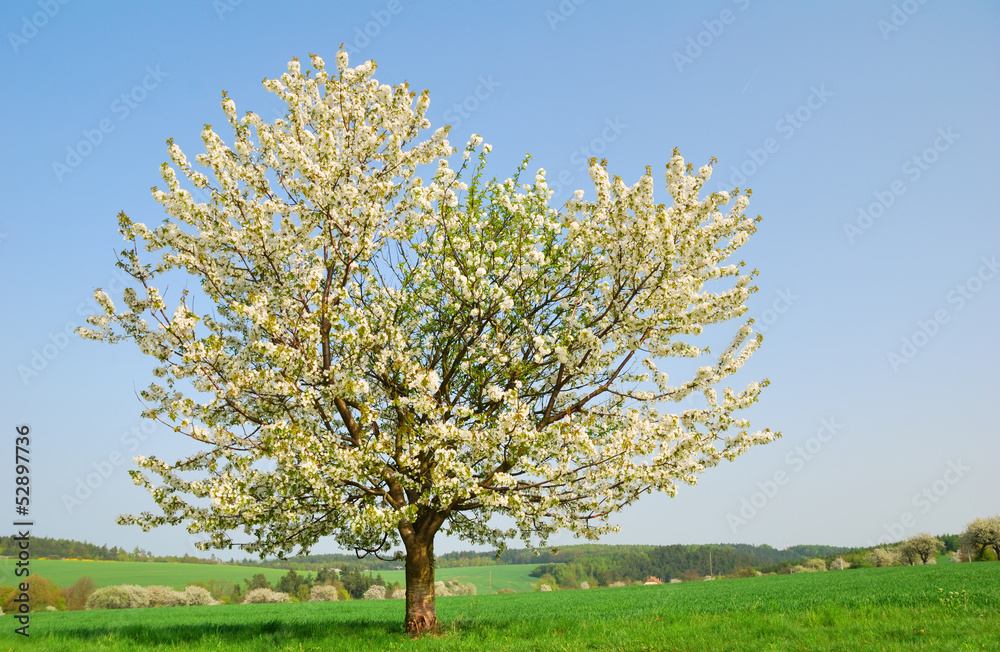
[81,51,776,635]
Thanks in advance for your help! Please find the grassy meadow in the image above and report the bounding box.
[379,564,538,594]
[3,560,999,651]
[8,560,538,595]
[17,560,289,591]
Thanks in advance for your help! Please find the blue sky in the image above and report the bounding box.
[1,1,997,559]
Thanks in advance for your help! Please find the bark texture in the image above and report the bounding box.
[401,515,444,637]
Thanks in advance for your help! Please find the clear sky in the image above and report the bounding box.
[1,1,998,559]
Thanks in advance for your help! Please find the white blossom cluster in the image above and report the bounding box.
[81,51,776,560]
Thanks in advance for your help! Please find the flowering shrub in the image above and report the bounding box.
[243,588,290,604]
[86,585,150,610]
[391,588,406,600]
[146,585,189,607]
[183,585,217,606]
[120,585,150,609]
[86,586,130,610]
[434,580,476,597]
[309,585,340,602]
[362,585,386,600]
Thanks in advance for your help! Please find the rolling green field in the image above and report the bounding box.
[3,561,999,651]
[2,560,538,595]
[8,560,289,591]
[379,564,538,594]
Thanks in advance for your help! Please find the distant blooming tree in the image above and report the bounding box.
[961,515,1000,561]
[867,547,900,568]
[900,533,943,565]
[80,51,775,635]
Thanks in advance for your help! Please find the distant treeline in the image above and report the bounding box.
[524,543,848,585]
[0,536,220,565]
[236,543,849,577]
[0,535,862,579]
[238,552,405,572]
[242,549,512,571]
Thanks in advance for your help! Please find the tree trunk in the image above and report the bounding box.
[403,532,437,636]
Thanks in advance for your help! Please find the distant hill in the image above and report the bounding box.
[0,535,852,578]
[522,543,850,584]
[0,535,216,565]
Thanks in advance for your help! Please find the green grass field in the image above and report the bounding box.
[9,560,289,591]
[3,560,999,651]
[2,560,538,595]
[379,564,538,594]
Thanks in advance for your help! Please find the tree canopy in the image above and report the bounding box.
[81,50,775,634]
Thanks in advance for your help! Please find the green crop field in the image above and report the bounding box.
[378,564,539,594]
[2,560,539,595]
[3,560,999,651]
[7,560,288,591]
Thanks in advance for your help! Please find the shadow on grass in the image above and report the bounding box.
[54,617,405,646]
